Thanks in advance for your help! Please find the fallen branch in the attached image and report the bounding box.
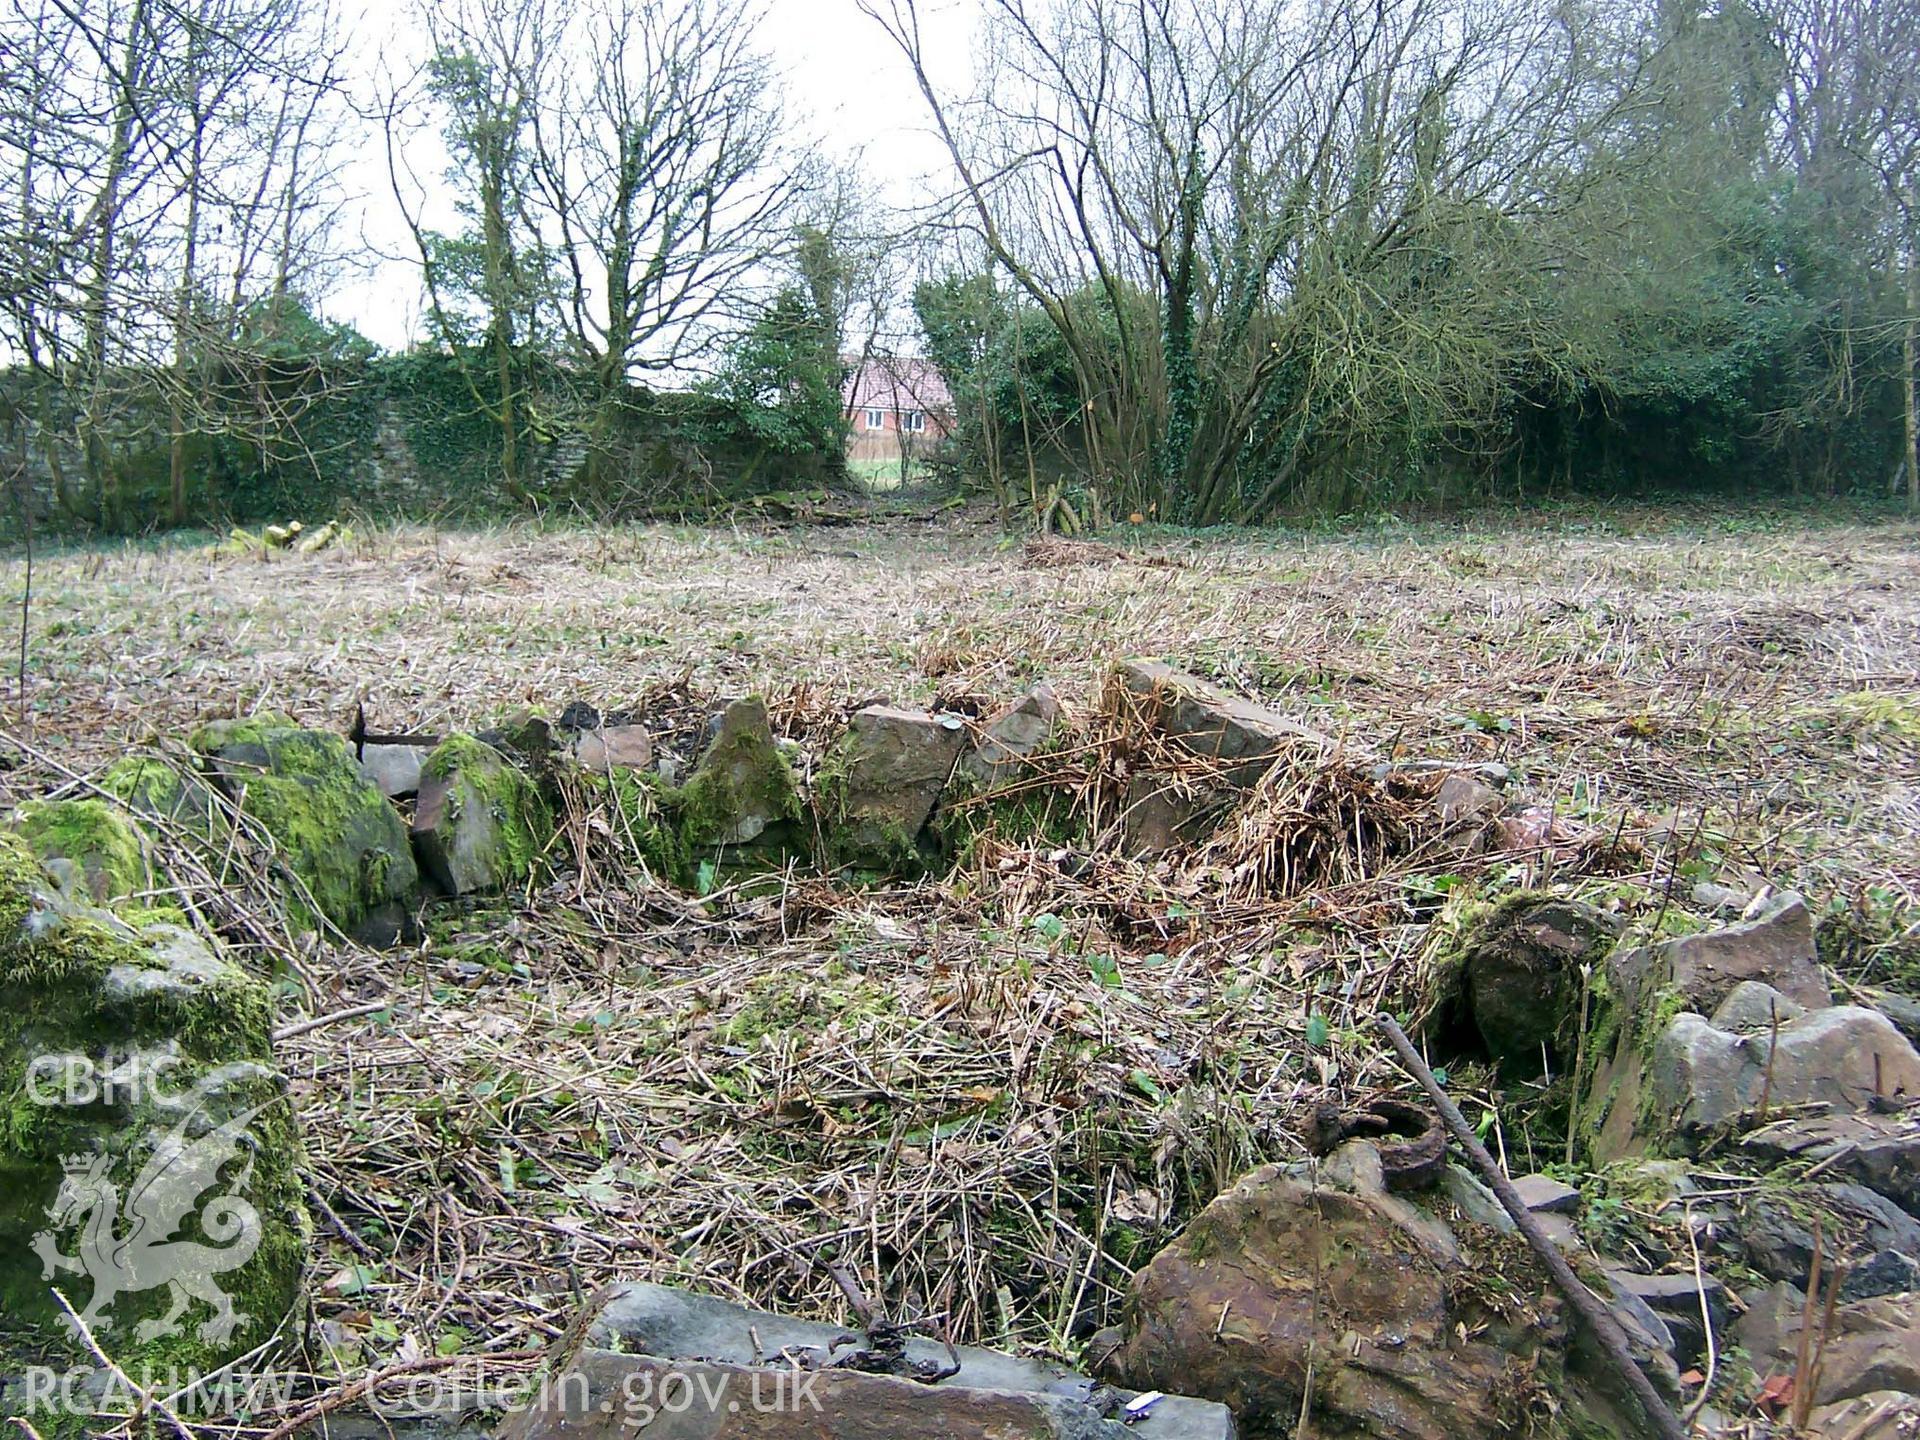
[1374,1015,1688,1440]
[253,1349,542,1440]
[52,1288,198,1440]
[273,1000,392,1043]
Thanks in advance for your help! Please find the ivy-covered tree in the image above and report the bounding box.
[698,288,844,462]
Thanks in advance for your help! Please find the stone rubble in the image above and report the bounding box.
[7,660,1920,1436]
[1735,1283,1920,1409]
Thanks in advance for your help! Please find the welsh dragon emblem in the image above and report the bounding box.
[31,1103,267,1344]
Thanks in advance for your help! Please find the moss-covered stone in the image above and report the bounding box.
[679,699,806,859]
[0,831,307,1394]
[12,800,150,906]
[413,735,553,896]
[817,705,967,875]
[1573,963,1692,1164]
[97,755,228,843]
[191,714,418,944]
[1456,893,1624,1073]
[597,769,692,888]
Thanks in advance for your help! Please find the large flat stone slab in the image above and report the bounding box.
[499,1349,1190,1440]
[493,1281,1234,1439]
[1109,660,1333,784]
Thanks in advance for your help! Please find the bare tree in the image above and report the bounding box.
[865,0,1650,523]
[382,0,557,500]
[530,0,805,442]
[1,0,354,527]
[383,0,810,501]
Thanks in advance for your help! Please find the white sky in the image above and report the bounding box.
[327,0,978,352]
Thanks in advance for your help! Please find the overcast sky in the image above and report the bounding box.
[328,0,977,352]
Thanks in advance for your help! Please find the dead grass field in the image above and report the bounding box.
[4,504,1919,1428]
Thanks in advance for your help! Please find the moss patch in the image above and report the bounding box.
[598,769,692,888]
[12,799,150,905]
[192,714,418,940]
[0,831,307,1386]
[98,755,228,844]
[947,771,1088,864]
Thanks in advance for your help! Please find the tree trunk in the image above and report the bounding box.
[82,0,150,530]
[171,91,207,529]
[1160,152,1203,516]
[1905,244,1917,513]
[481,158,524,502]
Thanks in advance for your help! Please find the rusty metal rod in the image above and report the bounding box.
[1374,1014,1688,1440]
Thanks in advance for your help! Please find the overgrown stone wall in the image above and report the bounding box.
[0,356,848,539]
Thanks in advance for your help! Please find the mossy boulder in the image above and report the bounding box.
[98,755,228,843]
[190,715,418,944]
[679,699,806,859]
[1455,894,1624,1074]
[412,736,553,896]
[0,831,307,1395]
[12,800,150,906]
[1576,896,1844,1164]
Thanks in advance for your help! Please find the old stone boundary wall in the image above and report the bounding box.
[4,658,1919,1435]
[0,357,843,539]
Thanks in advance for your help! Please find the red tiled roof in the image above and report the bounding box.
[843,356,953,413]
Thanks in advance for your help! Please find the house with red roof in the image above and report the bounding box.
[842,356,955,462]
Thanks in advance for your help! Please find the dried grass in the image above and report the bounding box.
[3,506,1918,1436]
